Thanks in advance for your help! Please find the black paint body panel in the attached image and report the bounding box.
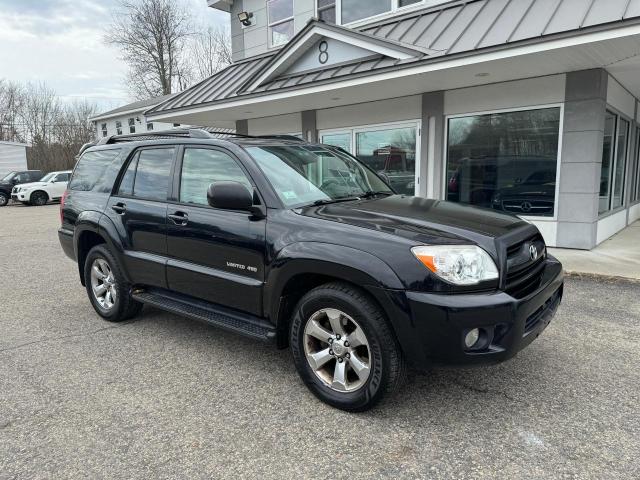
[59,137,563,369]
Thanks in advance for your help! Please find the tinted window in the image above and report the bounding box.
[446,107,560,217]
[70,149,121,191]
[180,148,251,205]
[132,148,174,201]
[117,153,139,196]
[54,173,70,182]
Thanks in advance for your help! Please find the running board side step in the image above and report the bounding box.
[131,288,276,342]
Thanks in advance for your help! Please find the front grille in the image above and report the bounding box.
[505,234,546,298]
[502,200,554,215]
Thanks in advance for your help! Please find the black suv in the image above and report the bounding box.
[0,170,44,206]
[59,129,563,411]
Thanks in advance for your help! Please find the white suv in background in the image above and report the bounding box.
[11,170,72,206]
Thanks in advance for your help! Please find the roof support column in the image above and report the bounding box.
[301,110,317,143]
[421,91,445,199]
[556,69,607,249]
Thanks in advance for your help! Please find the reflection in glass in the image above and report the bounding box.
[321,132,351,152]
[599,112,616,214]
[270,20,293,46]
[612,118,629,209]
[447,108,560,217]
[133,148,174,201]
[180,149,252,205]
[246,145,392,207]
[342,0,391,23]
[355,127,416,195]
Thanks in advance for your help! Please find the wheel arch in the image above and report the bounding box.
[266,243,405,349]
[29,189,49,203]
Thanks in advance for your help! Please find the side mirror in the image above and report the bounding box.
[207,181,263,218]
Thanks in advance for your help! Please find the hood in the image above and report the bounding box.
[299,195,530,250]
[14,181,47,189]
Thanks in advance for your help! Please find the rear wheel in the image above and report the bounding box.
[30,191,48,206]
[290,282,406,412]
[0,192,8,207]
[84,245,142,322]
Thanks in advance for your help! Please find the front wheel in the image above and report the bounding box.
[0,192,8,207]
[290,282,406,412]
[84,245,142,322]
[30,191,48,206]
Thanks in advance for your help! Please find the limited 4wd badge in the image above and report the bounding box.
[227,261,258,273]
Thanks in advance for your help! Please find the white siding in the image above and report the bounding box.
[95,113,181,140]
[317,95,422,130]
[247,113,301,135]
[444,75,566,115]
[0,142,28,176]
[607,75,635,118]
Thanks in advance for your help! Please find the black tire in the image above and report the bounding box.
[30,190,48,206]
[290,282,406,412]
[0,192,8,207]
[83,245,142,322]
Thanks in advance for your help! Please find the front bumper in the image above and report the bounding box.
[11,193,27,201]
[403,257,563,368]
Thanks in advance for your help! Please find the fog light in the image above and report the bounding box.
[464,328,480,349]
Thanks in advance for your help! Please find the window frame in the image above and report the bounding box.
[115,120,123,135]
[599,108,632,216]
[101,123,108,137]
[444,103,564,222]
[114,146,178,203]
[634,127,640,203]
[169,145,262,213]
[315,0,439,27]
[267,0,295,48]
[128,117,136,134]
[319,119,422,196]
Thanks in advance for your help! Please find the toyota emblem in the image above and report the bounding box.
[529,244,538,261]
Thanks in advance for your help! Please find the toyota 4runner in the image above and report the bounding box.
[58,129,563,411]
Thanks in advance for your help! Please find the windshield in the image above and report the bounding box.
[39,172,56,182]
[245,145,393,207]
[1,172,16,181]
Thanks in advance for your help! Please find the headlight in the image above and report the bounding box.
[411,245,499,285]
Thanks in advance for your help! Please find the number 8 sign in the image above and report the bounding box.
[318,40,329,64]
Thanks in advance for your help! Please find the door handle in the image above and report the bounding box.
[168,211,188,225]
[111,203,126,214]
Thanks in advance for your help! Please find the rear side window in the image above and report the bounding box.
[70,150,121,191]
[117,148,174,201]
[179,148,252,205]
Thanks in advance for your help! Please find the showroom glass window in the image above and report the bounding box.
[268,0,294,47]
[634,128,640,201]
[599,111,629,213]
[446,107,560,217]
[321,123,418,195]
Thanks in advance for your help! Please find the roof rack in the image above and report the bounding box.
[96,127,248,145]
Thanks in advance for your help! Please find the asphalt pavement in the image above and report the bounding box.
[0,203,638,479]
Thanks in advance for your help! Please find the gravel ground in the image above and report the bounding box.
[0,203,639,479]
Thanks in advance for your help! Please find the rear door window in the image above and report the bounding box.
[121,148,174,201]
[70,149,121,191]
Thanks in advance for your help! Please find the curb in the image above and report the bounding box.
[563,270,640,284]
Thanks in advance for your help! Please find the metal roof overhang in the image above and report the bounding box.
[147,22,640,128]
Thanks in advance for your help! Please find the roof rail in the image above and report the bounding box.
[255,134,306,142]
[95,127,250,146]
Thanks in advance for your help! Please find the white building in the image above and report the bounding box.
[146,0,640,249]
[0,140,28,177]
[90,94,183,140]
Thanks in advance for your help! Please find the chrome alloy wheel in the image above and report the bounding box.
[303,308,371,392]
[90,258,117,310]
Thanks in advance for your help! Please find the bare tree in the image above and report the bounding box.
[188,26,232,82]
[105,0,193,99]
[20,82,61,145]
[0,80,25,142]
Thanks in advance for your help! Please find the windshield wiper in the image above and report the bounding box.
[310,196,360,206]
[358,191,394,199]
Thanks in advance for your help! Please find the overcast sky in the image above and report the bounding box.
[0,0,228,112]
